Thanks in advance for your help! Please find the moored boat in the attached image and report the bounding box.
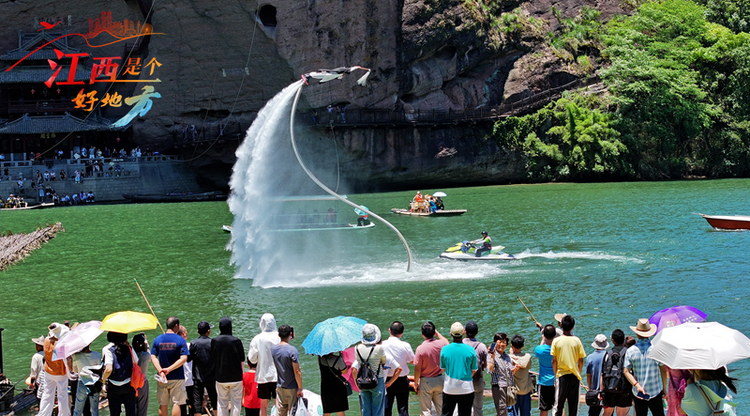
[123,191,227,203]
[695,213,750,230]
[221,222,375,232]
[0,202,54,211]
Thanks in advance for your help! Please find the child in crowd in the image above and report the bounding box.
[242,359,260,416]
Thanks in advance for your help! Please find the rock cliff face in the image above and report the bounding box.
[0,0,627,190]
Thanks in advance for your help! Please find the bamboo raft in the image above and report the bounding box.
[0,223,64,271]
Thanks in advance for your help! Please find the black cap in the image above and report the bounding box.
[465,320,478,336]
[197,321,214,334]
[481,230,487,235]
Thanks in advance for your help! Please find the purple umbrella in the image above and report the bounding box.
[649,305,707,333]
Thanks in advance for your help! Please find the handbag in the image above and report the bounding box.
[327,355,353,396]
[499,356,517,406]
[585,390,603,407]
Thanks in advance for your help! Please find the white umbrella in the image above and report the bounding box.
[433,191,447,197]
[650,322,750,369]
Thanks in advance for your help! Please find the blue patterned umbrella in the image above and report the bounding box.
[302,316,367,356]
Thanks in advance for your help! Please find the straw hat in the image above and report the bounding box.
[31,336,45,346]
[630,318,657,337]
[554,313,568,323]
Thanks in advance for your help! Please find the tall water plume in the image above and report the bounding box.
[227,80,306,284]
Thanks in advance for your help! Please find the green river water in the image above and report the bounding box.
[2,178,749,415]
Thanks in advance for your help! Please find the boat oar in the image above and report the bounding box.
[134,278,165,334]
[518,297,540,326]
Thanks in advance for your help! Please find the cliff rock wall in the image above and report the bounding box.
[0,0,627,191]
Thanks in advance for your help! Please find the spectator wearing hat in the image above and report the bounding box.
[191,321,217,416]
[550,315,586,416]
[352,324,388,416]
[585,335,609,416]
[27,336,46,398]
[39,323,70,416]
[462,321,487,416]
[623,319,667,416]
[212,317,246,416]
[382,321,414,416]
[535,314,567,348]
[510,335,533,416]
[271,325,303,416]
[440,322,478,416]
[413,322,449,416]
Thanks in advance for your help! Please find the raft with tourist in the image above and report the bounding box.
[122,191,227,203]
[391,191,467,216]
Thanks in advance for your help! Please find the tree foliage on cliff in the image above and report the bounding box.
[601,0,750,178]
[494,0,750,181]
[494,93,629,181]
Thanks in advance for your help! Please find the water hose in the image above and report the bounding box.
[288,83,413,272]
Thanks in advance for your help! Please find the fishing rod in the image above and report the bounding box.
[518,297,539,326]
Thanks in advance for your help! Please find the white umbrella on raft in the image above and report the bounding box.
[649,322,750,369]
[433,191,447,197]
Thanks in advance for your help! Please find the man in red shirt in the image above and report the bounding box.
[413,322,449,416]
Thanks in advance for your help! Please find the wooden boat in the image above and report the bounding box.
[221,222,375,232]
[391,208,467,216]
[695,213,750,230]
[0,203,54,211]
[123,191,227,203]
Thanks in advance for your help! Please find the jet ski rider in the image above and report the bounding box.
[475,231,492,257]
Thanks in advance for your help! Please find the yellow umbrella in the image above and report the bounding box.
[100,311,158,334]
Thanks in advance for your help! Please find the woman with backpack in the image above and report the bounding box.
[679,368,738,416]
[102,332,138,416]
[351,324,387,416]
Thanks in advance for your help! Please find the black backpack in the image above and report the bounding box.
[601,346,628,393]
[109,345,133,382]
[356,347,379,390]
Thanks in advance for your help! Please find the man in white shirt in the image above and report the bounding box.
[382,321,415,416]
[248,313,280,416]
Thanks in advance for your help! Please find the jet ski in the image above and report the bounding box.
[439,241,516,260]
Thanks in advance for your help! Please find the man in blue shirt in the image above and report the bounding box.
[440,322,478,416]
[151,316,190,416]
[586,334,609,416]
[534,325,556,416]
